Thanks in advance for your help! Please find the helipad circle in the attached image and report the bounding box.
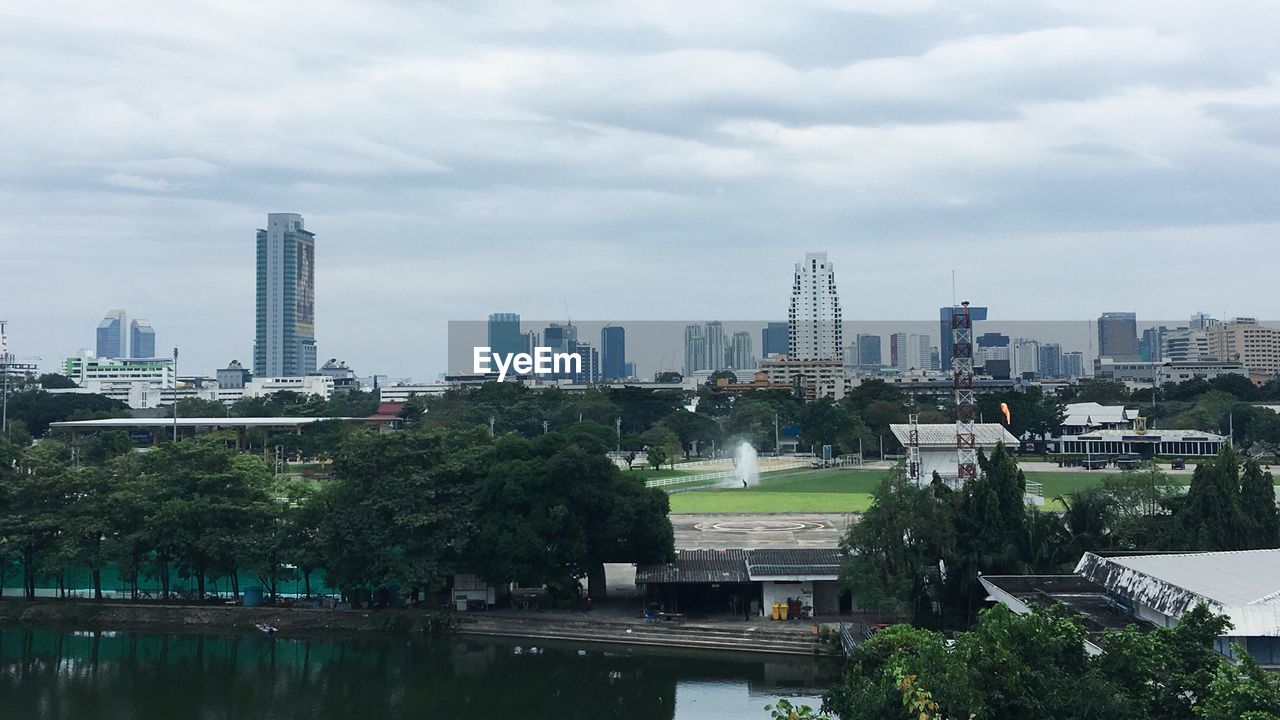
[695,520,828,533]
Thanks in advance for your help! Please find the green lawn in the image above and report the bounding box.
[622,467,694,481]
[1023,471,1193,503]
[667,468,887,513]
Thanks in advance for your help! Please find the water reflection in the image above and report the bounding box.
[0,627,836,720]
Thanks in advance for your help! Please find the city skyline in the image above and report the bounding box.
[5,4,1280,377]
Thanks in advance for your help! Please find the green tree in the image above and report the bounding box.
[469,434,673,599]
[314,428,484,600]
[57,464,114,599]
[36,373,78,389]
[1238,458,1279,549]
[1178,446,1244,550]
[840,467,953,621]
[142,438,276,598]
[823,602,1277,720]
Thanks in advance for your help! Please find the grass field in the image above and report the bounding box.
[622,467,694,481]
[666,468,888,514]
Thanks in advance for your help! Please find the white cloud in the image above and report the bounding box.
[1,1,1279,377]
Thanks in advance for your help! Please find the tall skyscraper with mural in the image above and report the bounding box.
[254,213,317,377]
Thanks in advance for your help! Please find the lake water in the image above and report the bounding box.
[0,627,838,719]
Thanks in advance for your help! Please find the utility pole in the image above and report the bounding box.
[0,320,9,439]
[773,412,779,453]
[172,347,179,442]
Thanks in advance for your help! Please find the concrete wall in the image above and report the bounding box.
[761,581,813,617]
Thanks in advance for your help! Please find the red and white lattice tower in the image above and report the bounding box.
[952,302,977,482]
[907,412,921,484]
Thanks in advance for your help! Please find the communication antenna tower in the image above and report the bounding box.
[952,302,977,482]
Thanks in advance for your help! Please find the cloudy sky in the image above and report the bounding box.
[3,0,1279,378]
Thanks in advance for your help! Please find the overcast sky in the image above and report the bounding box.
[3,1,1279,378]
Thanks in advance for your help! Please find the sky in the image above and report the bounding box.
[3,0,1280,379]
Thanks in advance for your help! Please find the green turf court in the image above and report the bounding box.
[666,468,887,513]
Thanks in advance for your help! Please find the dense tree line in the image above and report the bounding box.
[842,445,1280,627]
[0,426,673,602]
[819,603,1280,720]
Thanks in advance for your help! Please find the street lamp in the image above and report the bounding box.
[0,320,9,439]
[172,347,179,442]
[0,320,9,438]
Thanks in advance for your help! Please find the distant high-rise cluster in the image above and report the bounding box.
[95,310,158,359]
[255,213,317,377]
[487,313,522,360]
[1097,312,1139,360]
[889,332,930,372]
[601,325,626,380]
[788,252,842,362]
[130,319,156,358]
[96,310,126,359]
[683,321,735,374]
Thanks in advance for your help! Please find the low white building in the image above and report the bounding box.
[888,423,1021,482]
[1060,402,1139,435]
[1058,428,1228,457]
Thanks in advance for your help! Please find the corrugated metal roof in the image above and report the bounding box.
[746,548,842,579]
[636,548,845,584]
[635,549,749,584]
[1076,550,1280,637]
[1062,402,1135,428]
[1099,550,1280,607]
[889,423,1019,448]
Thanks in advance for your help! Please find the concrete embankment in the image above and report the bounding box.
[0,600,449,635]
[0,601,841,657]
[454,612,839,656]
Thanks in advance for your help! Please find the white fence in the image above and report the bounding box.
[643,460,812,490]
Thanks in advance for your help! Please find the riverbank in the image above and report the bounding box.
[0,599,451,635]
[0,600,841,656]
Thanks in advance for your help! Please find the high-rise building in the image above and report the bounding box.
[975,332,1011,370]
[788,252,842,361]
[1037,343,1063,378]
[1063,351,1086,379]
[1139,326,1166,362]
[96,309,126,359]
[520,330,540,355]
[1207,318,1280,376]
[487,313,522,360]
[889,333,930,372]
[1162,327,1212,363]
[704,321,726,371]
[542,323,575,353]
[855,333,882,373]
[1011,338,1039,378]
[761,322,789,359]
[683,324,706,376]
[130,319,156,358]
[255,213,317,377]
[601,325,626,380]
[574,342,600,383]
[728,330,755,370]
[1097,312,1139,360]
[939,306,987,365]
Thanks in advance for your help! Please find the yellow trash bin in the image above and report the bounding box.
[779,603,789,621]
[770,603,780,621]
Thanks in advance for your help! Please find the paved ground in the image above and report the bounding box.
[669,513,849,550]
